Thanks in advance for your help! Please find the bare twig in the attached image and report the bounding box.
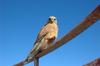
[34,58,39,66]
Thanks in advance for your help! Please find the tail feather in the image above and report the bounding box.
[23,33,48,65]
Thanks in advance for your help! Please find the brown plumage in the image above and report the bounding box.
[24,16,58,64]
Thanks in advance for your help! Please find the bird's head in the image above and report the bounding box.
[48,16,57,23]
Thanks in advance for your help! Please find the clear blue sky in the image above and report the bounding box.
[0,0,100,66]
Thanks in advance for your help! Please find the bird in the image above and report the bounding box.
[23,16,58,65]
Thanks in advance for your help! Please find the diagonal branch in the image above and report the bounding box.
[14,5,100,66]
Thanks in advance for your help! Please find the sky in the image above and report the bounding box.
[0,0,100,66]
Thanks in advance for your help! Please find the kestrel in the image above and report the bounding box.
[24,16,58,64]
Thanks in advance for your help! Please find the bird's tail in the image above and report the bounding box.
[23,52,37,64]
[23,57,31,65]
[23,42,41,65]
[23,33,48,65]
[23,57,38,65]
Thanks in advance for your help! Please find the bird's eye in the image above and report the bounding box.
[54,18,56,20]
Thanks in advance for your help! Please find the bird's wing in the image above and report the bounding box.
[35,24,49,44]
[30,32,48,54]
[25,23,50,61]
[36,22,57,42]
[24,32,48,64]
